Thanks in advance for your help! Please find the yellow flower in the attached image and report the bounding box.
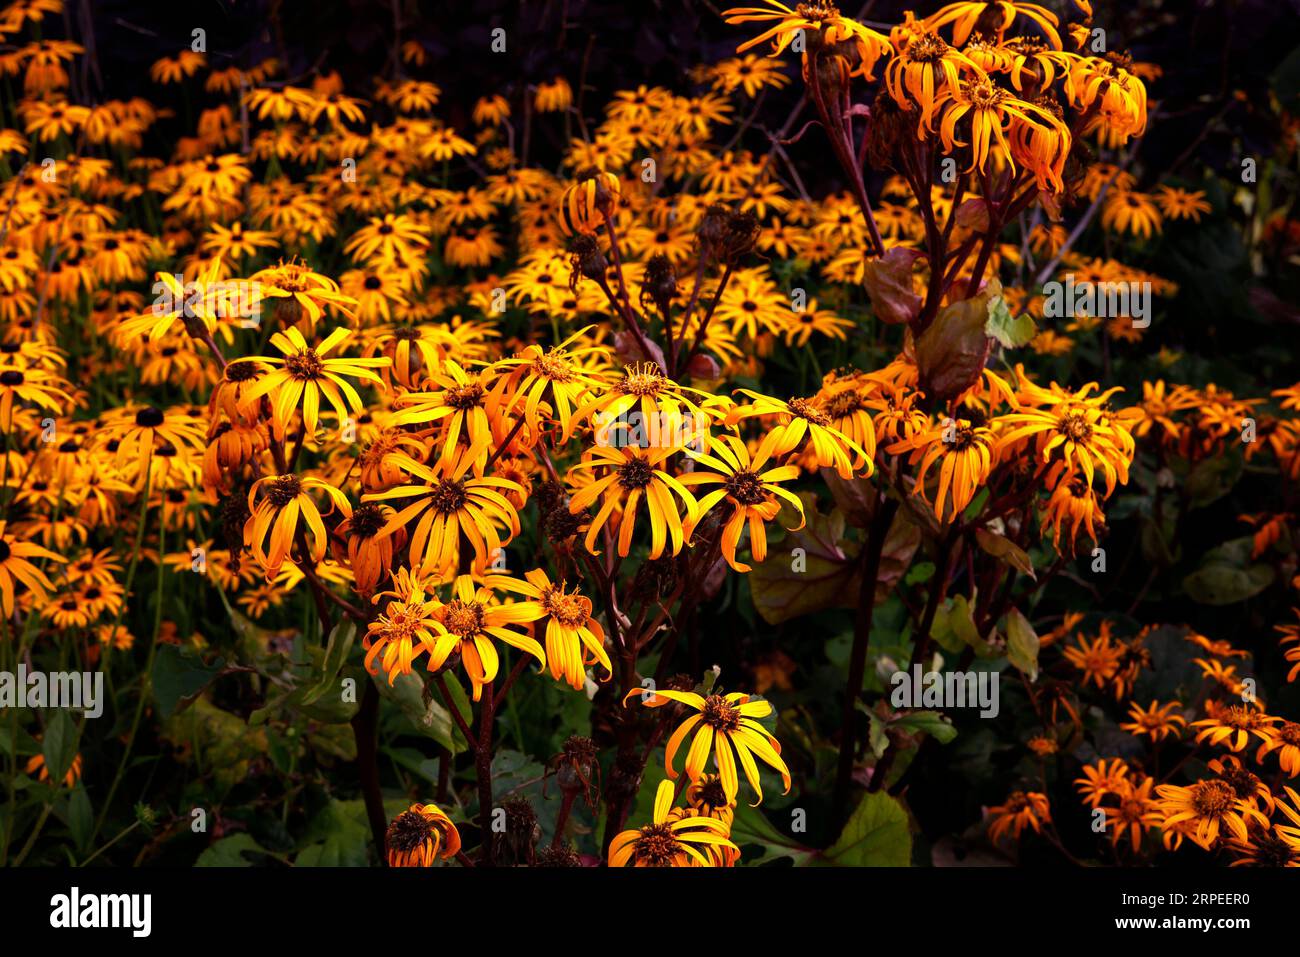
[424,574,546,701]
[608,778,737,867]
[0,520,63,616]
[681,432,805,572]
[385,803,461,866]
[566,444,697,559]
[987,790,1050,844]
[244,474,351,578]
[364,447,523,580]
[1155,779,1270,851]
[630,688,791,804]
[511,568,610,691]
[237,327,389,441]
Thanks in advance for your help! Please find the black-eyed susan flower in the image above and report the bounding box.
[680,432,805,572]
[566,445,697,559]
[1190,701,1281,753]
[0,520,62,616]
[244,473,351,578]
[1155,779,1270,851]
[424,574,546,701]
[385,803,461,866]
[237,327,389,441]
[364,447,523,580]
[728,389,872,479]
[986,789,1050,845]
[510,568,610,691]
[1120,700,1187,743]
[630,688,790,804]
[608,778,737,867]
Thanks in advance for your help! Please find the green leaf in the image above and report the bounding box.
[295,799,370,866]
[1184,451,1242,509]
[730,802,815,866]
[1183,563,1274,605]
[817,791,912,867]
[984,295,1036,348]
[374,671,468,754]
[42,710,78,788]
[975,528,1035,579]
[67,784,93,852]
[1183,536,1275,605]
[151,645,228,719]
[1004,608,1040,681]
[891,709,957,745]
[298,619,357,706]
[196,833,272,866]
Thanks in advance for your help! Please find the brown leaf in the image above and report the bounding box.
[862,246,924,326]
[915,278,1000,402]
[750,494,860,625]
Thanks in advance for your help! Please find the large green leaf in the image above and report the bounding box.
[42,710,78,788]
[815,791,912,867]
[151,644,229,719]
[295,799,370,866]
[1183,536,1275,605]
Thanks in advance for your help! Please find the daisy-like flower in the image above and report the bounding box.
[487,328,609,441]
[1104,776,1162,853]
[681,432,806,572]
[1062,629,1123,690]
[236,327,389,441]
[1120,700,1187,743]
[577,362,714,448]
[1074,757,1130,808]
[424,574,546,701]
[122,259,249,345]
[887,415,996,522]
[343,213,430,264]
[1257,722,1300,778]
[1101,190,1163,239]
[105,404,207,482]
[608,778,737,867]
[723,1,891,79]
[629,688,791,804]
[0,364,71,430]
[364,447,523,580]
[1155,779,1271,851]
[1190,701,1281,753]
[248,261,358,326]
[925,1,1062,49]
[363,582,440,683]
[510,568,610,691]
[388,359,497,469]
[0,520,63,616]
[997,382,1132,497]
[986,790,1050,844]
[385,803,461,866]
[727,389,872,479]
[1154,186,1211,222]
[244,473,351,578]
[566,445,697,559]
